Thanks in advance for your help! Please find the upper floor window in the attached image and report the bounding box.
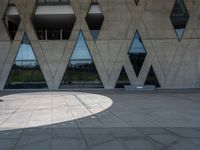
[3,2,21,40]
[33,1,76,40]
[37,0,70,5]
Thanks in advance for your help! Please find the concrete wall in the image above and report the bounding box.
[0,0,200,89]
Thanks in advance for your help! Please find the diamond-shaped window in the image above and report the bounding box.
[135,0,139,6]
[37,0,70,5]
[33,0,76,40]
[3,1,21,40]
[85,2,104,40]
[170,0,189,40]
[128,31,147,77]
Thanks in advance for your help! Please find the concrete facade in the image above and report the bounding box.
[0,0,200,89]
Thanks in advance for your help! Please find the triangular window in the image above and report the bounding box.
[5,33,47,89]
[115,67,131,88]
[144,66,160,88]
[60,31,103,88]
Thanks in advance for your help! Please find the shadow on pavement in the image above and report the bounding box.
[0,90,200,150]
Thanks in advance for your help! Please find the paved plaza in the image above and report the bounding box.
[0,90,200,150]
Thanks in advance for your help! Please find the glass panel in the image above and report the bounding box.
[86,3,104,40]
[60,31,103,88]
[115,67,130,88]
[37,0,69,4]
[5,33,47,89]
[144,66,160,88]
[90,30,100,40]
[129,53,146,77]
[71,32,92,60]
[47,30,60,40]
[170,0,189,40]
[128,31,147,77]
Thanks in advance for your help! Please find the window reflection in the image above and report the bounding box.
[128,31,147,77]
[60,32,103,88]
[15,40,37,67]
[115,67,130,88]
[90,30,100,40]
[144,66,160,88]
[71,32,91,60]
[5,33,47,89]
[37,0,69,4]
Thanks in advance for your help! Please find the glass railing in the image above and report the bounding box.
[36,31,46,40]
[37,0,69,5]
[8,30,71,40]
[47,30,60,40]
[36,30,71,40]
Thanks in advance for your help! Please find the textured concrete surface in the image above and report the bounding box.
[0,90,200,150]
[0,0,200,89]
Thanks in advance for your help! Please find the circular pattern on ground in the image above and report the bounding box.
[0,92,112,129]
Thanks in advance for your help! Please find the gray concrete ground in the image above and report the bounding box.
[0,90,200,150]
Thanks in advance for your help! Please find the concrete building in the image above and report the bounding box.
[0,0,200,89]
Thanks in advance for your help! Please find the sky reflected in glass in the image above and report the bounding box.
[15,34,37,66]
[129,31,146,54]
[71,32,92,60]
[16,44,36,61]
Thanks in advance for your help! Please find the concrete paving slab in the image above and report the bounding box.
[0,90,199,150]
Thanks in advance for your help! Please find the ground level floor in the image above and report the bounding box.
[0,89,200,150]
